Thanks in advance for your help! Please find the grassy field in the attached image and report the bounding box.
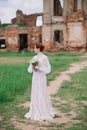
[0,52,87,130]
[52,67,87,130]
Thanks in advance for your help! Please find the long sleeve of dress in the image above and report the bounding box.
[27,64,33,73]
[39,56,51,74]
[27,56,37,73]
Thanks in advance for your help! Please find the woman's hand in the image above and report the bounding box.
[35,65,39,70]
[32,65,35,70]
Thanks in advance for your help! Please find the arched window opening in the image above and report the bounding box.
[36,16,43,26]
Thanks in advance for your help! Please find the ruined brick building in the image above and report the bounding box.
[0,0,87,52]
[0,9,43,52]
[42,0,87,52]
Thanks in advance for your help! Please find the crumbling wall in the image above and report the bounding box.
[0,9,42,52]
[27,27,42,51]
[42,0,87,52]
[85,21,87,51]
[5,26,20,52]
[0,0,87,53]
[65,0,86,52]
[11,10,43,27]
[66,22,86,52]
[0,25,42,52]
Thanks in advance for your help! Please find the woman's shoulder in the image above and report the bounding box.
[42,53,48,59]
[32,55,37,59]
[29,55,37,62]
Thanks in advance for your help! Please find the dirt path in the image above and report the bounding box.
[48,61,87,95]
[0,57,29,63]
[9,54,87,130]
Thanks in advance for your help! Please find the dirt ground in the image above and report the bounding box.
[0,57,29,63]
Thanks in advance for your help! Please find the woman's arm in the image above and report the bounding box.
[38,56,51,74]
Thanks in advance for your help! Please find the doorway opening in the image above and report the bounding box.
[54,30,63,43]
[19,34,28,51]
[0,38,6,49]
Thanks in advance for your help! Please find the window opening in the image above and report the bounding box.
[54,30,63,43]
[54,0,63,16]
[36,16,43,26]
[73,0,78,12]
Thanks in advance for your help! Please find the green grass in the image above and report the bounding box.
[0,51,35,57]
[57,67,87,101]
[54,67,87,130]
[5,125,21,130]
[0,52,83,102]
[0,52,87,130]
[0,22,25,28]
[47,52,84,82]
[66,123,87,130]
[0,63,32,102]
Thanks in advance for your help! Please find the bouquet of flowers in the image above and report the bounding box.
[30,58,39,70]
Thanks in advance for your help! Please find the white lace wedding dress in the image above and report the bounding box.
[24,53,56,121]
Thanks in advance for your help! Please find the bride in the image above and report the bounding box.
[24,44,56,121]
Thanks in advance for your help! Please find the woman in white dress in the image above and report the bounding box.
[24,45,56,121]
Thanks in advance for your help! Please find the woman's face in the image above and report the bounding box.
[33,46,40,53]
